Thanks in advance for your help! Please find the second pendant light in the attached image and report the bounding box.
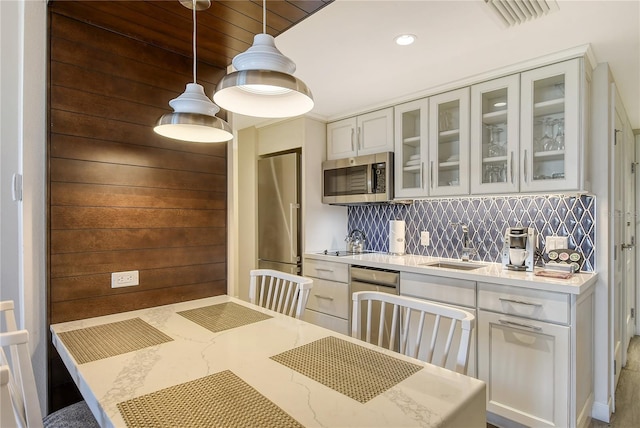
[213,0,314,118]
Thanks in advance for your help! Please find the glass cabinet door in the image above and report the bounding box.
[520,59,580,192]
[428,87,470,196]
[470,75,519,194]
[394,99,429,198]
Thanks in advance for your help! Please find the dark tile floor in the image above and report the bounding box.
[590,335,640,428]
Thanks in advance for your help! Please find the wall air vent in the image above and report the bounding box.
[485,0,559,27]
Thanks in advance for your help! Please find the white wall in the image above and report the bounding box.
[232,126,258,301]
[0,0,48,414]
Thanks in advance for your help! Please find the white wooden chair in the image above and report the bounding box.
[351,291,475,375]
[0,300,98,428]
[249,269,313,319]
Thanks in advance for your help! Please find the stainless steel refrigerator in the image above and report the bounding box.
[258,152,301,274]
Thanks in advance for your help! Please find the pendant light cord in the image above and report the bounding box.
[263,0,266,33]
[192,0,197,83]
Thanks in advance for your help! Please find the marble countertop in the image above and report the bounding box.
[51,296,486,428]
[304,252,598,295]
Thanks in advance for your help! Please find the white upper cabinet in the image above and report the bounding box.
[327,108,394,160]
[394,99,429,198]
[470,75,520,194]
[329,56,588,197]
[520,59,582,192]
[428,87,470,196]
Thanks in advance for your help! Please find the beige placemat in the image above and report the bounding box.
[271,336,423,403]
[117,369,302,428]
[178,302,272,333]
[57,317,173,364]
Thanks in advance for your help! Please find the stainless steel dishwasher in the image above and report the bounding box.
[350,265,400,349]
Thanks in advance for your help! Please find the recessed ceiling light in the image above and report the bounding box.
[394,34,416,46]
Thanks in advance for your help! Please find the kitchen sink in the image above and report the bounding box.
[420,260,488,271]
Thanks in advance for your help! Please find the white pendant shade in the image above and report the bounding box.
[154,85,232,143]
[153,0,232,143]
[214,34,314,118]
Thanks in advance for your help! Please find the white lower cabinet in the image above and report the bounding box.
[302,257,595,428]
[302,258,350,335]
[477,282,594,428]
[478,309,569,427]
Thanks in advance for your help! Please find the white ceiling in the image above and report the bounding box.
[238,0,639,130]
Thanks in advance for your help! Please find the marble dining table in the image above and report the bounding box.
[50,295,486,427]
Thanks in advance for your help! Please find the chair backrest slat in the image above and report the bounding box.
[413,311,427,360]
[249,270,313,319]
[440,318,458,367]
[351,291,475,375]
[1,300,44,428]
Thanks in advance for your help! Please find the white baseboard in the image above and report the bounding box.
[591,399,612,423]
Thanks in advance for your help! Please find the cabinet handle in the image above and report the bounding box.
[314,294,335,301]
[510,151,514,184]
[499,297,542,307]
[523,149,528,182]
[315,268,335,272]
[357,127,361,150]
[420,161,425,188]
[350,128,355,152]
[498,319,542,331]
[430,161,434,189]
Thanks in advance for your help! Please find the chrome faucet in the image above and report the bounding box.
[451,222,476,262]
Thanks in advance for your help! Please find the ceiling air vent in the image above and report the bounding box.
[485,0,559,27]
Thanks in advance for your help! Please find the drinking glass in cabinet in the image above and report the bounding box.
[530,74,566,181]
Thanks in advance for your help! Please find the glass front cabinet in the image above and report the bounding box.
[470,75,520,194]
[394,99,429,198]
[428,87,470,196]
[520,59,582,192]
[393,57,585,199]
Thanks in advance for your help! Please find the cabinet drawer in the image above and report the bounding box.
[400,272,476,308]
[305,278,349,319]
[478,282,570,325]
[302,309,349,336]
[304,258,349,282]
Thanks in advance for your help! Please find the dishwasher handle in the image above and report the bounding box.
[350,266,399,288]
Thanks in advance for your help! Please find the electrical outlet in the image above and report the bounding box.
[546,236,568,252]
[111,270,139,288]
[421,231,430,246]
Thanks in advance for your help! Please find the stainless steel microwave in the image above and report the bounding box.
[322,152,394,204]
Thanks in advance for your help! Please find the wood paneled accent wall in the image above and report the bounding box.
[48,8,228,325]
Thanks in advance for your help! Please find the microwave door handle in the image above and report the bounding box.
[367,165,373,194]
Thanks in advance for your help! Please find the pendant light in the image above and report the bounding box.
[154,0,232,143]
[213,0,314,118]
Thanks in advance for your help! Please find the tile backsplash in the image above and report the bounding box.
[347,194,595,272]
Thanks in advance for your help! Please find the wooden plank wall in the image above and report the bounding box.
[49,9,229,321]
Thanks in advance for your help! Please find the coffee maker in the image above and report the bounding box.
[501,226,537,272]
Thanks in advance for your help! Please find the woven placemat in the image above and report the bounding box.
[117,370,302,428]
[271,336,423,403]
[57,317,173,364]
[178,302,272,333]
